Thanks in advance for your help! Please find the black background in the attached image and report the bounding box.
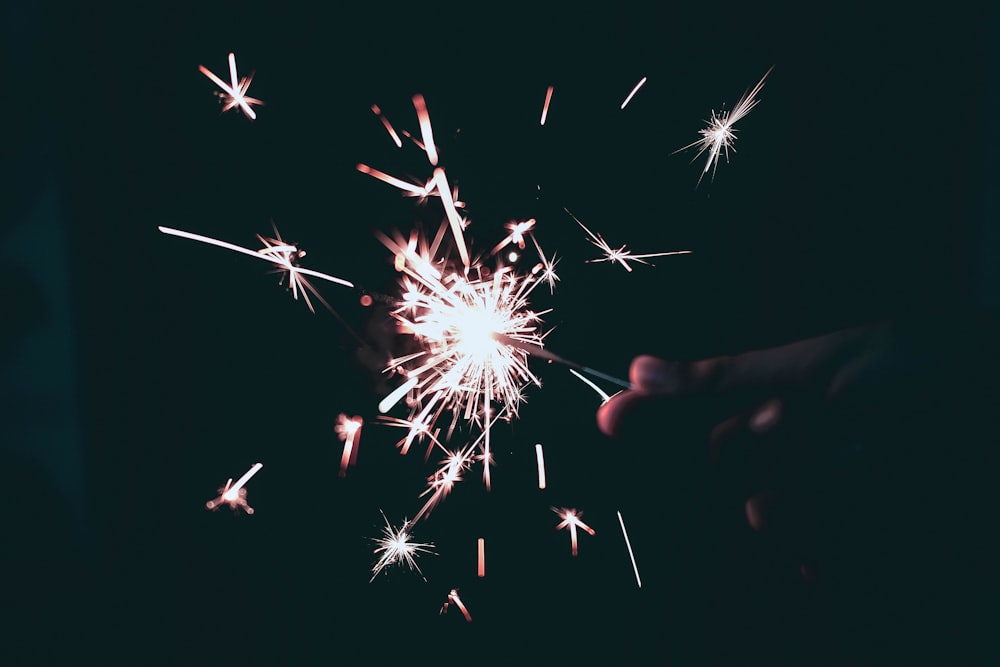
[4,2,997,664]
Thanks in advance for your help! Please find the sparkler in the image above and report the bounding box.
[674,66,774,185]
[552,506,596,557]
[369,510,436,583]
[564,208,693,272]
[206,462,263,514]
[198,52,263,121]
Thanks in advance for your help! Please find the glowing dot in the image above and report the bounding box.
[360,294,374,307]
[508,251,519,262]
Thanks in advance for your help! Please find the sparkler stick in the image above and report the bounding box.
[206,462,263,514]
[568,368,612,403]
[620,76,647,110]
[540,85,554,125]
[492,332,632,390]
[617,510,642,588]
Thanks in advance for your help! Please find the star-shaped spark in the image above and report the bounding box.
[206,463,263,514]
[564,208,691,272]
[674,66,773,185]
[369,510,436,583]
[552,506,596,557]
[198,52,264,120]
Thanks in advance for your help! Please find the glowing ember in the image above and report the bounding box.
[440,588,472,622]
[335,414,364,477]
[552,506,596,557]
[197,52,264,120]
[620,76,647,110]
[477,537,486,577]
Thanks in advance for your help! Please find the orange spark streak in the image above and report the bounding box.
[477,537,485,577]
[412,94,438,165]
[617,510,642,588]
[535,443,546,489]
[206,463,263,514]
[540,85,554,125]
[336,415,363,477]
[621,76,647,110]
[371,104,403,147]
[445,589,472,622]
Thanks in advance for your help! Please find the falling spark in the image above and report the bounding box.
[413,445,476,523]
[674,66,774,185]
[564,208,692,272]
[620,76,647,110]
[335,414,363,477]
[371,104,403,148]
[540,85,554,125]
[206,463,263,514]
[569,369,611,403]
[477,537,486,577]
[529,234,561,294]
[369,510,436,583]
[535,444,546,490]
[356,163,432,197]
[158,226,354,313]
[412,94,439,166]
[490,218,536,256]
[617,510,642,588]
[440,588,472,622]
[378,375,420,414]
[198,52,264,120]
[553,506,595,557]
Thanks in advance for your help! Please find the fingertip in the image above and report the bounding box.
[596,390,645,438]
[630,355,680,394]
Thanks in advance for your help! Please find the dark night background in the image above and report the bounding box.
[3,2,998,664]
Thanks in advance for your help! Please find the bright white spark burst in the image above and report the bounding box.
[674,66,774,185]
[553,506,596,556]
[564,208,692,272]
[206,463,263,514]
[369,510,436,583]
[198,52,264,120]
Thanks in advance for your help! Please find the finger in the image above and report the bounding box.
[631,326,871,400]
[709,398,783,465]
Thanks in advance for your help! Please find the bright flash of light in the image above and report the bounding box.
[617,510,642,588]
[440,588,472,622]
[673,66,774,185]
[621,76,647,110]
[206,463,263,514]
[379,216,550,490]
[535,443,546,489]
[371,104,403,148]
[564,208,692,272]
[369,510,436,583]
[553,506,596,557]
[335,414,364,477]
[490,218,536,256]
[540,85,554,125]
[198,52,263,120]
[158,226,354,313]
